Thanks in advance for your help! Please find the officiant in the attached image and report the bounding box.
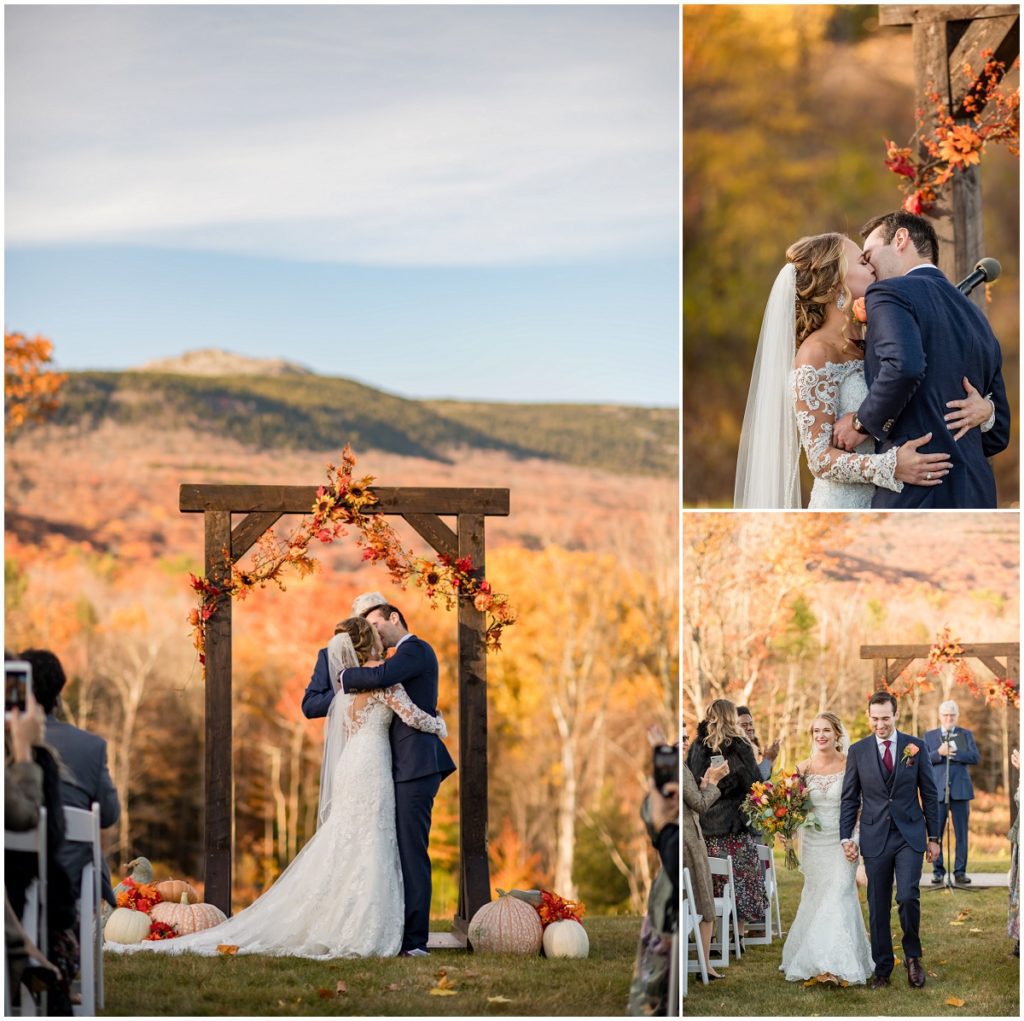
[924,700,980,885]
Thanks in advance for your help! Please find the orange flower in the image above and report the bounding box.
[775,807,787,818]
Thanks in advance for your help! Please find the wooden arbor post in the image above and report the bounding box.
[179,483,510,940]
[879,5,1020,299]
[860,641,1020,820]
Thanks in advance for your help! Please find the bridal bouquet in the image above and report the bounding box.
[741,770,819,870]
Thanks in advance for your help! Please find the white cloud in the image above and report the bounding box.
[6,5,678,265]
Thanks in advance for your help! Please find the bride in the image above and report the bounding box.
[734,232,993,508]
[107,617,446,959]
[780,712,874,984]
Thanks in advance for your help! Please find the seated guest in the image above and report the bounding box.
[737,705,780,780]
[19,649,120,907]
[924,700,979,884]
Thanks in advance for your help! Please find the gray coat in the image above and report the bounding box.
[45,716,120,906]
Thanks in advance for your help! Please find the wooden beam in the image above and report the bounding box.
[181,484,510,517]
[886,656,917,679]
[976,655,1008,677]
[401,513,458,561]
[204,511,234,916]
[880,5,1019,26]
[861,643,1021,658]
[231,511,283,559]
[455,512,491,933]
[948,13,1019,114]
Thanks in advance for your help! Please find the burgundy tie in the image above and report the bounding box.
[882,739,893,774]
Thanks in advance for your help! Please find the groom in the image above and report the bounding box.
[340,602,456,957]
[839,691,941,989]
[833,210,1010,508]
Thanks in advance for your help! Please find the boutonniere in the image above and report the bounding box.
[901,744,919,768]
[851,296,868,324]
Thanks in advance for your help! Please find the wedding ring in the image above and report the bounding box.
[926,472,932,480]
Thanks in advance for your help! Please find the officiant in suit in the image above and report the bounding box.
[833,210,1010,508]
[924,700,980,885]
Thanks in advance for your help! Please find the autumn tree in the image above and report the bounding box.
[4,332,67,436]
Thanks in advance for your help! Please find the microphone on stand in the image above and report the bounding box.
[957,257,1001,296]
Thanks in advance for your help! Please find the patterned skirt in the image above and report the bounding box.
[704,832,768,924]
[1008,840,1019,941]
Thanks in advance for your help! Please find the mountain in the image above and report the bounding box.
[48,368,678,477]
[138,348,314,377]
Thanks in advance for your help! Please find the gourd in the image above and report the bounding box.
[468,893,543,954]
[104,907,152,945]
[150,892,226,935]
[153,879,199,905]
[542,918,589,958]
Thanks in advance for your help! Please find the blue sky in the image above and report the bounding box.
[5,4,679,405]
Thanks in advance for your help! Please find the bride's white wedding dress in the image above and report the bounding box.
[107,685,445,959]
[780,771,874,983]
[790,359,901,509]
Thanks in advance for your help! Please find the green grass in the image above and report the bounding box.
[685,853,1019,1016]
[101,917,639,1016]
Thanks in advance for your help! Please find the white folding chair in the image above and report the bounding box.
[682,867,708,991]
[706,855,741,968]
[63,803,104,1015]
[745,844,782,945]
[5,807,48,1016]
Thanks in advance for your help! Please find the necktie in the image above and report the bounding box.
[882,739,893,774]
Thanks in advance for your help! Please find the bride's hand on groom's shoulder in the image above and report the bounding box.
[363,659,384,667]
[895,434,953,486]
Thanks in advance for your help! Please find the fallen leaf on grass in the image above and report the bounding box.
[386,983,402,992]
[430,989,458,997]
[938,959,948,964]
[316,982,347,1000]
[217,944,239,955]
[337,981,347,996]
[430,968,458,996]
[948,920,965,926]
[802,973,849,988]
[954,908,972,921]
[945,997,966,1007]
[893,958,901,966]
[928,972,938,978]
[968,928,983,933]
[487,996,514,1004]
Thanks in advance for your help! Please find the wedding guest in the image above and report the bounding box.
[924,700,979,884]
[737,706,780,781]
[1009,747,1020,957]
[683,730,730,980]
[20,649,121,907]
[687,699,767,944]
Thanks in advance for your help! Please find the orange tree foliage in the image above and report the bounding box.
[4,332,67,435]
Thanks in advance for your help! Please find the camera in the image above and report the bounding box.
[652,743,679,795]
[5,661,33,719]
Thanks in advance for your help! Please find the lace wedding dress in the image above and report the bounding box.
[779,771,874,983]
[107,685,445,959]
[790,359,902,509]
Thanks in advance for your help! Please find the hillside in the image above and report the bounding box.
[48,370,677,477]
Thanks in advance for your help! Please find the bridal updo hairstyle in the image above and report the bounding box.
[786,232,850,348]
[333,616,378,665]
[809,711,847,753]
[703,698,753,754]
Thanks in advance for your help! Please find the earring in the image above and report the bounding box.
[836,293,847,311]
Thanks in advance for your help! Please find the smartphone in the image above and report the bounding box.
[652,743,679,795]
[5,660,32,718]
[710,754,726,768]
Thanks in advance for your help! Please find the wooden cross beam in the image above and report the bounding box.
[860,641,1020,685]
[879,5,1020,295]
[180,483,510,940]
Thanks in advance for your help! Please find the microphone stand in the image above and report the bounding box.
[924,732,979,895]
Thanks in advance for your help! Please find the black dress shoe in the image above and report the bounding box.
[870,974,890,989]
[906,957,926,988]
[931,873,944,884]
[955,874,971,885]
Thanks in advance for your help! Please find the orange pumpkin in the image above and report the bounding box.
[468,893,542,954]
[153,879,199,905]
[150,892,226,935]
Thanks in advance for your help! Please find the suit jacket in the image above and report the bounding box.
[839,732,940,856]
[341,635,456,784]
[301,647,335,719]
[924,726,979,800]
[856,265,1010,508]
[45,716,121,905]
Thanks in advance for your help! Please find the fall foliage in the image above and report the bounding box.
[4,331,67,435]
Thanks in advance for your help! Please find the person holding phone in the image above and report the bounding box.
[686,698,766,946]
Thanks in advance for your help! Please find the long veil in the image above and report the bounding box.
[733,263,802,509]
[318,633,360,827]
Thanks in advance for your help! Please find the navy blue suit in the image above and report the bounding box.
[306,635,455,952]
[924,726,979,878]
[840,732,940,977]
[856,265,1010,508]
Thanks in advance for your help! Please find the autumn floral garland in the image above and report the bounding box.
[884,51,1019,217]
[189,446,515,671]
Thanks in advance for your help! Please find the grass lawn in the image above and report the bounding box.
[101,916,639,1016]
[685,852,1019,1016]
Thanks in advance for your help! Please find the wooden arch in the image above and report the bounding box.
[180,482,510,943]
[880,4,1020,295]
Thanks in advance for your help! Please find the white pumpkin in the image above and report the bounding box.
[104,907,152,945]
[542,918,589,958]
[468,893,543,954]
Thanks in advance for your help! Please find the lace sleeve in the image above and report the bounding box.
[790,363,903,493]
[371,685,447,738]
